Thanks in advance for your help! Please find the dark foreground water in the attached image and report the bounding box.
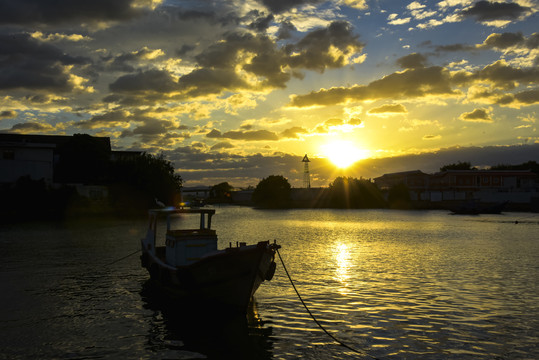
[1,207,538,359]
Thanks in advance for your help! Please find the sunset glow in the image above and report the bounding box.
[322,141,369,169]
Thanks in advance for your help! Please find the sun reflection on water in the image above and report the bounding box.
[334,242,352,294]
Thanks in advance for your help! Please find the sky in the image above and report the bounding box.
[0,0,538,188]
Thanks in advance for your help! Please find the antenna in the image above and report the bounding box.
[302,154,311,188]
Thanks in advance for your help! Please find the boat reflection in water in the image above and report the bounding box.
[140,280,273,360]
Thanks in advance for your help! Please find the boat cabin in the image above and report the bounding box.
[145,208,218,266]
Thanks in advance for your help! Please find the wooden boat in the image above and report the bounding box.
[140,208,280,312]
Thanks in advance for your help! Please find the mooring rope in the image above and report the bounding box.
[276,248,380,359]
[106,248,141,266]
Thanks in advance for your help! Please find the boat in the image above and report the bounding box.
[140,207,280,312]
[451,199,509,215]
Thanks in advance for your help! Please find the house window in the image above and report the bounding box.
[2,150,14,160]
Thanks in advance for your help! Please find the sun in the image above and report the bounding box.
[321,141,369,168]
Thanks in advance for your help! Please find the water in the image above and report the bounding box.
[1,208,538,359]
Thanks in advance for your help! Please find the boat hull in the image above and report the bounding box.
[141,240,278,312]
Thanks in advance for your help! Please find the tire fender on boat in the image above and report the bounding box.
[265,261,277,281]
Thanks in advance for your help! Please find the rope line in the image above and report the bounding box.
[106,248,141,266]
[276,248,380,359]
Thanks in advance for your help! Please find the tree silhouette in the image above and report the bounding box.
[440,161,475,171]
[252,175,291,208]
[388,183,412,209]
[210,182,234,202]
[328,177,386,208]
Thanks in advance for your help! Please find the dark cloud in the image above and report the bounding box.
[222,129,279,141]
[177,9,238,26]
[210,142,235,150]
[280,126,308,138]
[105,22,363,101]
[260,0,324,14]
[132,119,176,136]
[248,14,274,32]
[0,110,17,119]
[0,0,143,25]
[177,44,196,56]
[434,44,476,52]
[178,68,251,96]
[496,88,539,107]
[194,31,290,89]
[396,53,428,69]
[277,20,296,39]
[459,108,492,122]
[205,128,280,141]
[103,47,163,72]
[482,32,526,49]
[77,110,132,129]
[286,21,364,72]
[206,129,222,138]
[6,122,54,133]
[290,66,457,107]
[368,104,407,114]
[109,69,180,93]
[474,60,539,89]
[461,1,531,22]
[0,33,90,92]
[292,58,539,108]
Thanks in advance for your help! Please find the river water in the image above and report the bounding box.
[1,207,538,359]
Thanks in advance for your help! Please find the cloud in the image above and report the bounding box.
[0,0,149,25]
[259,0,324,14]
[211,141,235,150]
[435,32,539,53]
[205,128,280,141]
[290,66,458,107]
[248,13,274,32]
[30,31,92,42]
[109,69,179,94]
[106,21,364,103]
[368,104,408,115]
[396,53,428,69]
[461,1,532,22]
[103,47,165,72]
[77,110,132,129]
[423,134,441,140]
[0,33,91,93]
[0,110,17,119]
[473,60,539,89]
[388,15,412,26]
[6,122,55,133]
[459,108,493,122]
[286,21,365,72]
[281,126,308,138]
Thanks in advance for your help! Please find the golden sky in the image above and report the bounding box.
[0,0,537,187]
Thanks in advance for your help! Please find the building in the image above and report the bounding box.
[1,136,56,184]
[374,169,539,209]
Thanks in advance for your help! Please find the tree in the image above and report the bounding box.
[387,183,412,209]
[440,161,475,171]
[491,161,539,174]
[252,175,291,208]
[107,153,182,211]
[210,182,234,202]
[328,177,386,208]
